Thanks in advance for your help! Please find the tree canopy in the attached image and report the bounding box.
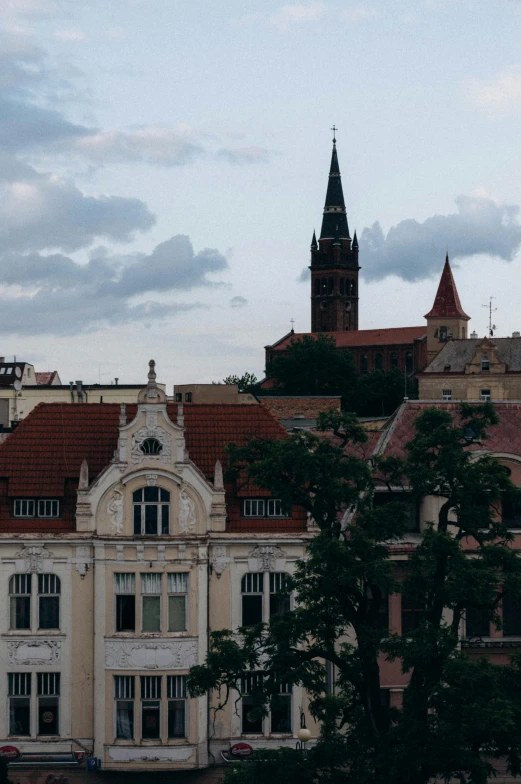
[188,405,521,784]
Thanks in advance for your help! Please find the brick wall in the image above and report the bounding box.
[258,396,341,420]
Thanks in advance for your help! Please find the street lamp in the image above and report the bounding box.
[296,710,311,751]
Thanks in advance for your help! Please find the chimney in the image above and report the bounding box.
[76,380,84,404]
[513,331,520,338]
[470,331,478,339]
[0,357,4,363]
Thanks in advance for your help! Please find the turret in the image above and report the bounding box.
[425,254,470,362]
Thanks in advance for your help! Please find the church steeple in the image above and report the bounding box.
[425,254,471,362]
[320,135,350,240]
[310,131,360,333]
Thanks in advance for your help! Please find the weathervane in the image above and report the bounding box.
[482,297,497,337]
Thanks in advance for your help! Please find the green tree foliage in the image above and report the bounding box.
[354,368,418,417]
[221,373,260,393]
[189,406,521,784]
[0,758,12,784]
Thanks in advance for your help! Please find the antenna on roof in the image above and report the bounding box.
[482,297,497,337]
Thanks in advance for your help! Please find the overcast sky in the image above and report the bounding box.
[1,0,521,389]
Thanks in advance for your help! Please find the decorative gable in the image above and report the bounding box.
[465,339,506,376]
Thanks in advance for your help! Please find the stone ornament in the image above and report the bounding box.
[75,545,90,578]
[248,545,287,572]
[211,546,230,577]
[107,489,124,534]
[8,640,61,665]
[14,546,54,573]
[179,490,196,533]
[105,639,198,670]
[131,425,171,464]
[146,473,158,486]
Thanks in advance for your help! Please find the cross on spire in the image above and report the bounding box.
[290,318,295,332]
[331,125,337,143]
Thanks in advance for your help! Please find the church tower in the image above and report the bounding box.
[310,133,360,332]
[424,254,470,363]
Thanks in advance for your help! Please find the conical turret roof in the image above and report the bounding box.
[424,255,470,320]
[320,139,350,240]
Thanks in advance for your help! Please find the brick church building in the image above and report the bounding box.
[264,136,466,378]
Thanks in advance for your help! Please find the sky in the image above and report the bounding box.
[1,0,521,390]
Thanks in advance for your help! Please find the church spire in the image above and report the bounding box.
[320,131,350,240]
[424,254,470,320]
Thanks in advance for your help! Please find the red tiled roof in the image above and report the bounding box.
[35,371,58,385]
[424,256,470,320]
[0,403,307,533]
[376,401,521,459]
[269,327,426,352]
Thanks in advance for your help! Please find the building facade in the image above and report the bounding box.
[0,362,311,781]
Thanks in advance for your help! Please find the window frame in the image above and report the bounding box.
[13,500,35,518]
[241,573,264,627]
[9,574,32,631]
[38,574,60,630]
[140,676,162,740]
[141,573,162,633]
[133,487,170,536]
[37,500,59,518]
[442,389,452,401]
[168,573,188,632]
[115,573,136,633]
[37,672,60,737]
[167,675,187,739]
[114,675,135,740]
[480,389,491,401]
[8,673,31,737]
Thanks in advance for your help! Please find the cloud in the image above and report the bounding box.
[298,267,310,282]
[466,66,521,114]
[343,8,379,22]
[53,29,86,42]
[217,146,272,165]
[270,3,325,28]
[0,235,226,335]
[359,196,521,281]
[69,126,204,167]
[230,296,248,308]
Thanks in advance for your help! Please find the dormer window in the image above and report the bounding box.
[481,355,490,372]
[140,438,163,456]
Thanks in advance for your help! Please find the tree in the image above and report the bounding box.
[189,406,521,784]
[265,334,357,406]
[354,368,418,417]
[0,758,12,784]
[221,373,260,393]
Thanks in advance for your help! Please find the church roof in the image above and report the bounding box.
[267,326,426,352]
[424,255,470,320]
[320,140,350,240]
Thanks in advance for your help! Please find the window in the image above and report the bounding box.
[503,593,521,636]
[373,493,420,533]
[350,280,356,296]
[502,495,521,528]
[133,487,170,535]
[9,673,31,736]
[391,353,398,368]
[480,389,491,401]
[175,392,182,402]
[481,355,490,372]
[269,573,290,616]
[242,573,263,626]
[375,353,383,370]
[241,673,263,734]
[168,573,187,632]
[406,352,413,373]
[140,438,162,455]
[115,676,135,739]
[115,573,135,632]
[167,676,187,738]
[14,500,35,518]
[141,676,161,739]
[321,277,327,295]
[243,499,265,517]
[141,574,162,632]
[185,392,192,403]
[267,499,287,517]
[361,355,368,373]
[37,500,59,518]
[439,326,448,342]
[271,683,292,733]
[38,574,60,630]
[37,673,59,736]
[10,575,31,630]
[401,594,424,634]
[442,389,452,401]
[465,607,489,638]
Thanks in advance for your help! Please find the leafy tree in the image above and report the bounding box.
[189,406,521,784]
[221,373,260,393]
[0,758,12,784]
[265,334,357,406]
[354,368,418,417]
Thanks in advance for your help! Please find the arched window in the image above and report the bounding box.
[140,438,163,455]
[339,278,344,295]
[328,277,334,295]
[350,281,356,296]
[321,277,327,295]
[481,355,490,372]
[314,278,320,296]
[9,575,31,630]
[361,355,368,373]
[406,352,413,373]
[38,574,60,630]
[133,487,170,535]
[375,353,383,370]
[391,353,398,368]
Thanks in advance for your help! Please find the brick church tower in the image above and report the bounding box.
[310,133,360,332]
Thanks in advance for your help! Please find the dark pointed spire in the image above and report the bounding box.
[424,254,470,320]
[320,134,350,240]
[311,230,317,249]
[352,229,358,249]
[333,224,341,246]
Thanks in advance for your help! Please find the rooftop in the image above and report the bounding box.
[268,327,426,352]
[423,337,521,373]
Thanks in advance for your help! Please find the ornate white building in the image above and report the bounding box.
[0,362,312,781]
